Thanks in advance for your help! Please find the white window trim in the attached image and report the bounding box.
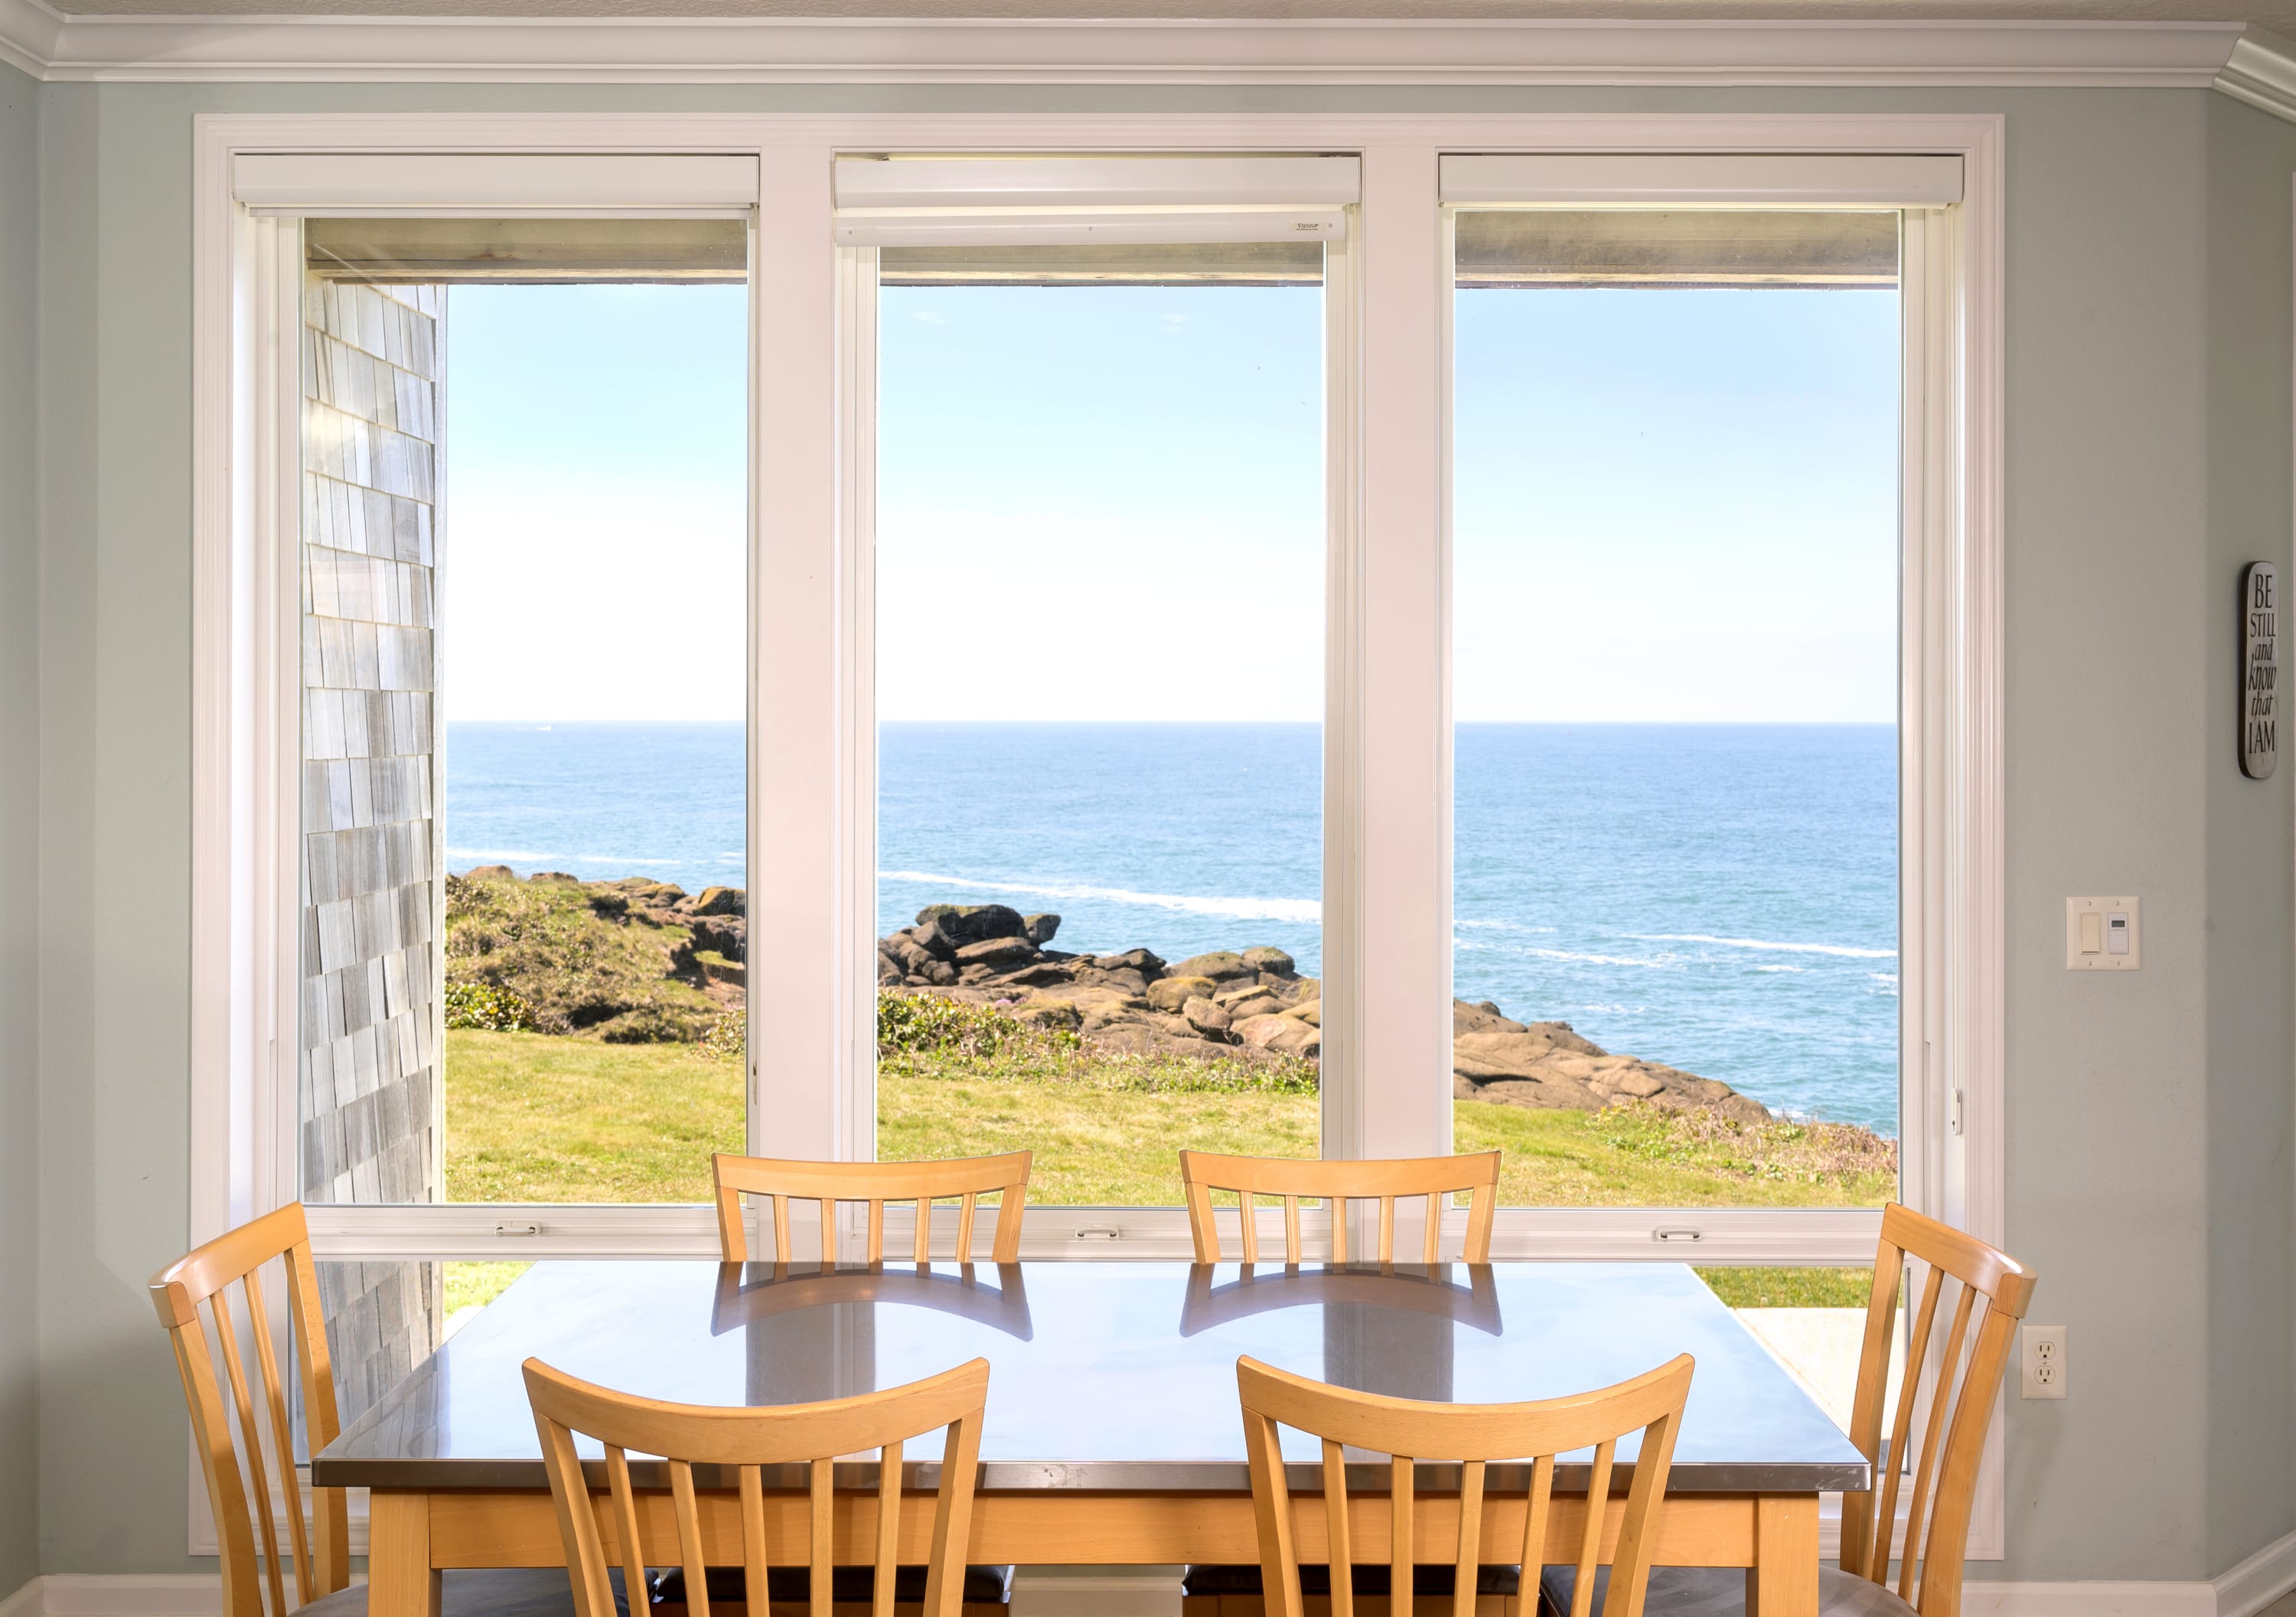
[189,105,2004,1557]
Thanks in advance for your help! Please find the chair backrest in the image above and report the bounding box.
[713,1152,1032,1264]
[524,1356,991,1617]
[1180,1152,1501,1264]
[1838,1204,2037,1617]
[1236,1353,1693,1617]
[148,1203,348,1617]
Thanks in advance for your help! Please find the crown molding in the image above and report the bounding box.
[2215,21,2296,121]
[0,11,2261,90]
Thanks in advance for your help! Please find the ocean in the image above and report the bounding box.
[445,719,1897,1135]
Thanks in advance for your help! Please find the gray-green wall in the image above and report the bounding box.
[2,55,40,1604]
[17,75,2296,1591]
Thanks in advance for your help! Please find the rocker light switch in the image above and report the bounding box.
[2067,897,2141,970]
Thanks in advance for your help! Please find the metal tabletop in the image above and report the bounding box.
[313,1259,1869,1495]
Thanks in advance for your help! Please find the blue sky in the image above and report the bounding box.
[441,274,1898,724]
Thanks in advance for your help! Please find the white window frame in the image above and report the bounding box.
[190,106,2004,1556]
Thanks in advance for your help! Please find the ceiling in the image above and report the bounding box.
[40,0,2296,26]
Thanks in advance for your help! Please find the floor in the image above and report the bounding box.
[2263,1593,2296,1617]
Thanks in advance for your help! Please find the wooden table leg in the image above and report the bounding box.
[370,1492,443,1617]
[1746,1495,1818,1617]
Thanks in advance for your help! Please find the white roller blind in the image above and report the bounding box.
[233,153,760,216]
[833,155,1358,248]
[1440,153,1962,210]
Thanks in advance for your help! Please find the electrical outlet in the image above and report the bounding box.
[2022,1325,2066,1400]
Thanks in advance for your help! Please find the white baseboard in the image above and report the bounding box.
[1963,1582,2217,1617]
[1,1578,45,1617]
[2216,1524,2296,1617]
[33,1577,220,1617]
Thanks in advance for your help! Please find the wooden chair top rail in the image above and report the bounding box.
[1238,1353,1694,1617]
[525,1357,992,1617]
[713,1152,1033,1266]
[1179,1152,1502,1265]
[148,1202,350,1617]
[1839,1203,2037,1617]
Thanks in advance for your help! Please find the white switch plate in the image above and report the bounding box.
[2066,896,2141,970]
[2022,1325,2066,1399]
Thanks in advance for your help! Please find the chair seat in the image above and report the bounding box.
[298,1570,614,1617]
[1538,1564,1913,1617]
[1183,1565,1522,1597]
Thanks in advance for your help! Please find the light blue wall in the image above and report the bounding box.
[1,55,41,1605]
[21,76,2296,1589]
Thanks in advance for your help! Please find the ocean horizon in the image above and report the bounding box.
[444,719,1897,1135]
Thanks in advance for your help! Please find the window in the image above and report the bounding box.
[1448,207,1903,1214]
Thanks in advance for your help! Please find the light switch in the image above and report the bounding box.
[2067,897,2141,970]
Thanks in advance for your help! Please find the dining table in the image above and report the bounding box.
[313,1258,1870,1617]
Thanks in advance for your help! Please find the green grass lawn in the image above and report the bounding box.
[442,1028,1890,1315]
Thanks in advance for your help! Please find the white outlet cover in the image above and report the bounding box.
[2022,1325,2066,1400]
[2066,896,2141,970]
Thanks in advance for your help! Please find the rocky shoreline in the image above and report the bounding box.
[448,869,1772,1123]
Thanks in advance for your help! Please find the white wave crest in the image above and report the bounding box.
[1626,932,1896,960]
[446,849,679,868]
[879,869,1321,925]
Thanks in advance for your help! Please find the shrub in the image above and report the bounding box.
[1595,1101,1898,1189]
[696,1010,747,1064]
[878,994,1044,1059]
[443,981,532,1032]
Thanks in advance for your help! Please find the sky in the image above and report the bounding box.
[440,269,1900,725]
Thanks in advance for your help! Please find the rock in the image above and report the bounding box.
[530,871,580,884]
[1147,975,1219,1011]
[1591,1068,1667,1100]
[909,921,957,960]
[918,958,957,986]
[1453,999,1531,1037]
[1023,913,1062,945]
[957,935,1038,968]
[1215,988,1287,1021]
[917,904,1027,943]
[1233,1013,1301,1051]
[957,963,999,985]
[1013,1000,1081,1034]
[1092,948,1166,975]
[1075,967,1150,996]
[692,915,746,961]
[1263,1021,1321,1058]
[1182,996,1233,1036]
[880,931,937,974]
[988,963,1070,989]
[1241,946,1296,976]
[1165,950,1257,983]
[1281,999,1322,1027]
[690,885,745,917]
[876,955,903,986]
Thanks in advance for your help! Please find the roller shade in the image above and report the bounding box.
[1440,153,1962,210]
[834,155,1357,249]
[233,153,760,216]
[305,217,748,284]
[1456,210,1898,290]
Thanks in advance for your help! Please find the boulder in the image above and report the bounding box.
[917,903,1028,943]
[691,885,745,917]
[1216,989,1287,1021]
[956,935,1038,968]
[1013,1000,1081,1034]
[1233,1013,1300,1051]
[1182,996,1233,1036]
[1023,913,1062,945]
[1165,950,1257,983]
[691,915,746,962]
[1453,999,1531,1037]
[1241,946,1296,976]
[530,870,580,884]
[1075,967,1150,997]
[880,932,936,975]
[1281,999,1322,1027]
[876,955,903,986]
[1092,948,1166,975]
[909,921,957,960]
[1147,975,1219,1012]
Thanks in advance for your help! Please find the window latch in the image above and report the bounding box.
[495,1222,543,1238]
[1652,1226,1703,1244]
[1073,1225,1121,1241]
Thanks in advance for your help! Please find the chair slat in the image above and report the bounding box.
[866,1200,885,1264]
[1452,1459,1484,1617]
[924,1400,985,1617]
[209,1288,290,1617]
[605,1444,651,1615]
[739,1465,771,1617]
[912,1198,933,1264]
[1898,1283,1979,1604]
[810,1456,834,1617]
[1240,1192,1261,1263]
[773,1195,791,1263]
[1517,1453,1555,1599]
[1870,1260,1946,1577]
[670,1460,709,1617]
[1322,1438,1353,1617]
[957,1195,977,1262]
[1391,1455,1414,1617]
[240,1267,315,1606]
[1243,1409,1299,1617]
[874,1438,905,1617]
[1568,1439,1616,1617]
[1181,1153,1500,1264]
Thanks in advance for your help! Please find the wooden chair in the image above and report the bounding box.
[713,1153,1031,1265]
[1237,1352,1695,1617]
[1180,1152,1502,1265]
[1540,1204,2036,1617]
[149,1204,581,1617]
[523,1355,990,1617]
